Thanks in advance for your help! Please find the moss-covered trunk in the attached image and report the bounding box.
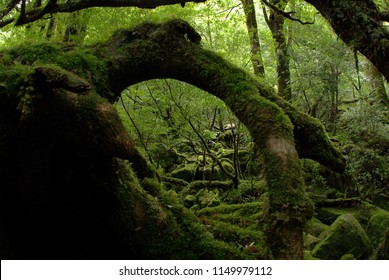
[98,20,316,259]
[0,19,344,259]
[305,0,389,82]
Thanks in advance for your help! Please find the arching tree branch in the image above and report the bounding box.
[0,0,206,27]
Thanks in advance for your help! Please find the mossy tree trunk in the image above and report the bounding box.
[263,0,292,100]
[0,20,344,259]
[241,0,266,77]
[305,0,389,83]
[96,20,328,259]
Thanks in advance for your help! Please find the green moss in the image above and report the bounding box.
[196,189,221,208]
[315,207,359,225]
[306,217,330,237]
[198,202,263,216]
[170,162,198,182]
[366,212,389,249]
[197,202,263,230]
[140,177,163,197]
[183,195,197,208]
[8,42,64,65]
[113,159,248,259]
[312,214,371,259]
[4,42,110,98]
[304,233,320,251]
[375,227,389,259]
[303,251,320,260]
[201,218,268,259]
[187,180,234,191]
[340,254,356,260]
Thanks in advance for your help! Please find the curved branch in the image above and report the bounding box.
[304,0,389,82]
[4,0,206,27]
[1,19,344,259]
[99,19,316,259]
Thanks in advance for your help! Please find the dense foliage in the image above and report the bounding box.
[0,0,388,259]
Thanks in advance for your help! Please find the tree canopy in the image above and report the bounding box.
[1,0,388,80]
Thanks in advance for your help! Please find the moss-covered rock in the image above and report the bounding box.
[304,233,320,251]
[366,211,389,249]
[199,218,269,259]
[306,217,330,237]
[184,195,197,208]
[312,214,371,259]
[169,162,198,182]
[315,207,359,225]
[340,253,356,260]
[197,189,221,208]
[375,227,389,259]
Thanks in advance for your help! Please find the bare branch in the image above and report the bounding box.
[261,0,314,25]
[0,0,20,20]
[2,0,207,27]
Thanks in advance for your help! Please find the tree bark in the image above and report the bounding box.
[263,0,292,100]
[366,61,389,106]
[2,0,388,84]
[305,0,389,82]
[0,20,346,259]
[99,20,316,259]
[241,0,266,77]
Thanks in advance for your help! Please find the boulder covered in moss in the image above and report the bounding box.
[340,253,356,260]
[197,189,221,208]
[169,162,198,182]
[375,227,389,259]
[315,207,359,225]
[312,214,371,259]
[366,211,389,249]
[306,217,330,237]
[304,233,321,251]
[184,195,197,208]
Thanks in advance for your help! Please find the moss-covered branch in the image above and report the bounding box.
[0,19,344,259]
[96,19,317,259]
[305,0,389,82]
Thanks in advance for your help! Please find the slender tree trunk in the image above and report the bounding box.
[45,18,56,39]
[263,0,292,100]
[241,0,265,77]
[63,11,91,43]
[366,61,389,106]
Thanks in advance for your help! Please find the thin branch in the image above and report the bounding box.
[0,0,20,20]
[0,18,14,27]
[215,3,242,15]
[3,0,206,27]
[261,0,314,25]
